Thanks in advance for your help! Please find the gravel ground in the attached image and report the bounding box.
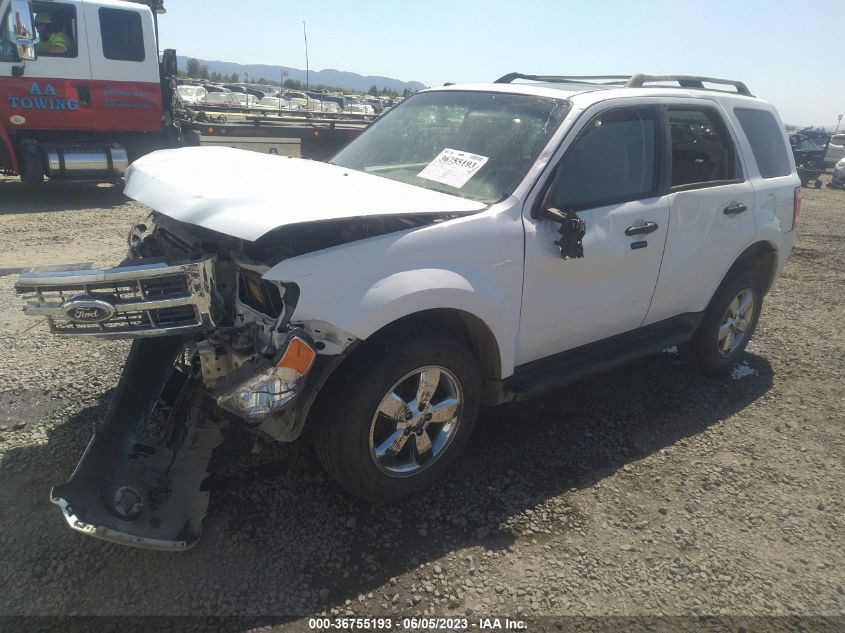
[0,174,843,630]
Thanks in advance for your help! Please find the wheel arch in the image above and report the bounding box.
[720,240,779,295]
[301,307,505,438]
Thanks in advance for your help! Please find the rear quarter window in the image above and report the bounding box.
[734,108,792,179]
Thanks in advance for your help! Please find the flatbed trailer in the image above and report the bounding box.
[180,106,372,160]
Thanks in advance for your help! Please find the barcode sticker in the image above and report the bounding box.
[417,148,489,189]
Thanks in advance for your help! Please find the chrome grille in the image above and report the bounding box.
[15,257,218,339]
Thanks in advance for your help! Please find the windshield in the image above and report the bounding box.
[332,90,569,203]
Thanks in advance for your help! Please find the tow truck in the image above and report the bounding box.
[0,0,369,184]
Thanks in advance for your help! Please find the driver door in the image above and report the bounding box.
[517,103,670,365]
[0,1,96,131]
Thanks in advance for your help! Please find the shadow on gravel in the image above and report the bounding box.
[0,349,774,620]
[0,180,127,214]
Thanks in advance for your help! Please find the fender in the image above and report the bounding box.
[0,125,19,174]
[263,208,525,378]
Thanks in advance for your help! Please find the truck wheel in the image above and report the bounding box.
[20,146,44,185]
[680,270,763,374]
[313,335,481,501]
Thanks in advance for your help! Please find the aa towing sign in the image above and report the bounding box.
[6,82,79,112]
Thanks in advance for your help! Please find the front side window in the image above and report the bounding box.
[668,108,738,187]
[545,106,658,210]
[32,1,76,57]
[99,8,144,62]
[332,91,569,203]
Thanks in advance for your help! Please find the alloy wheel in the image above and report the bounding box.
[368,366,463,477]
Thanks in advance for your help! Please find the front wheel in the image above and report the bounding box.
[313,335,481,501]
[680,270,763,374]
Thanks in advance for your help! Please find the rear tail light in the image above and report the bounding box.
[792,186,801,231]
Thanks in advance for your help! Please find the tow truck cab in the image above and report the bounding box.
[0,0,167,182]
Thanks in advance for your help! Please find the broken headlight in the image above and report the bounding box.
[238,270,284,318]
[216,337,316,420]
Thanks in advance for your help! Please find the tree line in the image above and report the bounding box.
[180,58,415,97]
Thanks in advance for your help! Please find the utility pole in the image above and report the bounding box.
[837,114,842,133]
[303,21,309,92]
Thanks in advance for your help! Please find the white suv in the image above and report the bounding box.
[16,73,800,549]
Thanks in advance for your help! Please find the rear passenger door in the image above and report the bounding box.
[644,103,756,325]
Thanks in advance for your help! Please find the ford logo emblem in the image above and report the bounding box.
[63,296,116,323]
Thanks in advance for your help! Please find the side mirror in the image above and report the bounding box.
[10,0,39,61]
[540,207,586,260]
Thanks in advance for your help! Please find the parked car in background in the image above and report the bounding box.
[790,132,829,187]
[232,93,259,108]
[344,103,372,115]
[824,133,845,167]
[204,92,239,107]
[256,96,292,110]
[284,91,323,111]
[176,85,208,105]
[830,156,845,189]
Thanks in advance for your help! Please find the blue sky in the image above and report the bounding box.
[159,0,843,128]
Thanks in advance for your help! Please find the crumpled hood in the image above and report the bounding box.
[124,146,486,241]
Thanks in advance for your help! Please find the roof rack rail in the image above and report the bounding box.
[625,74,753,96]
[494,72,753,97]
[495,73,630,85]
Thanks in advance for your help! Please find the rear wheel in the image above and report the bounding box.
[680,270,763,374]
[313,335,481,501]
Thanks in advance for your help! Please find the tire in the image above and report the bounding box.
[313,334,481,502]
[680,269,763,374]
[19,146,44,185]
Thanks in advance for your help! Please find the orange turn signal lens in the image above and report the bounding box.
[277,337,316,375]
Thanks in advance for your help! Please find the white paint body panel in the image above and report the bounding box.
[124,146,486,241]
[263,206,525,378]
[643,181,756,323]
[520,196,670,364]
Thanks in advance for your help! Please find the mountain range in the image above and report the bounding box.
[176,56,427,93]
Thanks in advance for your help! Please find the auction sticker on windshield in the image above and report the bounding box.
[418,148,489,188]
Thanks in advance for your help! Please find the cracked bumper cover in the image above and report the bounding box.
[50,336,226,551]
[50,336,323,549]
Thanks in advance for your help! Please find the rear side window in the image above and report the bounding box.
[668,108,738,187]
[99,8,144,62]
[734,108,791,179]
[547,106,658,209]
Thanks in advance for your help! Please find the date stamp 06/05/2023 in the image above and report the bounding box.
[308,616,528,631]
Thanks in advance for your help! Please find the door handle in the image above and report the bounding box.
[724,203,748,215]
[77,85,91,107]
[624,221,659,236]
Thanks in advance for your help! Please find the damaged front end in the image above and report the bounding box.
[14,217,330,550]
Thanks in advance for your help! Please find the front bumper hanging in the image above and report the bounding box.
[51,336,227,550]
